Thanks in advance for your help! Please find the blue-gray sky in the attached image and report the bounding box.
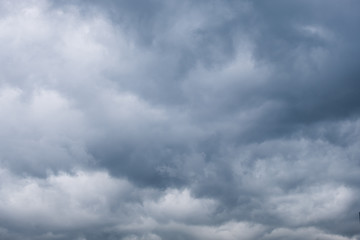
[1,0,360,239]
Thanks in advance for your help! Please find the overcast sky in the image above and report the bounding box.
[1,0,360,239]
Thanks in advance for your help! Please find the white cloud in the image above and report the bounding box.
[144,188,216,223]
[264,227,355,240]
[0,87,92,174]
[268,184,354,225]
[0,169,131,229]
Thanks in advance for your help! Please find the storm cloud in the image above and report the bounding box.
[1,0,360,239]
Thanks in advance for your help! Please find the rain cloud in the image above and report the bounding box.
[1,0,360,239]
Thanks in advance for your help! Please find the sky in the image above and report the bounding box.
[0,0,360,239]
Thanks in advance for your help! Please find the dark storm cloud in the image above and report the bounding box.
[250,0,360,127]
[0,0,360,239]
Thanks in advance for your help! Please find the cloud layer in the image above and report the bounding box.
[1,0,360,239]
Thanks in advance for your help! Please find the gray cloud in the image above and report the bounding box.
[1,0,360,239]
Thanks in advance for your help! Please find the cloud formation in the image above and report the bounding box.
[1,0,360,239]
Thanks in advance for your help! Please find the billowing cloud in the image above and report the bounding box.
[1,0,360,239]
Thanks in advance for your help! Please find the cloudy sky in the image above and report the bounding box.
[0,0,360,239]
